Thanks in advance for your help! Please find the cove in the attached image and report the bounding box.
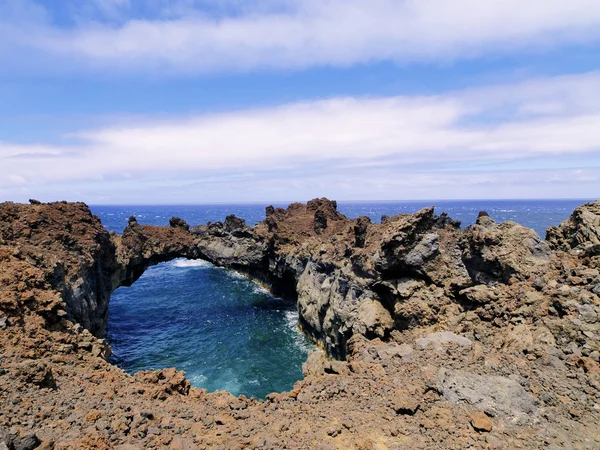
[106,258,312,399]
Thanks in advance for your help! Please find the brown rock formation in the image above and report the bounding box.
[1,198,600,448]
[547,200,600,253]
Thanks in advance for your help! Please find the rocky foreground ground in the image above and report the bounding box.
[1,198,599,449]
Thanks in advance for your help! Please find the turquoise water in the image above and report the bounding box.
[96,199,593,399]
[107,258,311,399]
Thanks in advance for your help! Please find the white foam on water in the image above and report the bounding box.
[170,259,213,268]
[189,373,207,384]
[285,309,313,352]
[252,284,270,295]
[226,269,247,280]
[284,309,299,328]
[218,370,242,394]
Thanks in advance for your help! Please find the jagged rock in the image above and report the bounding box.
[0,429,13,450]
[476,211,495,228]
[434,212,461,229]
[547,200,600,252]
[405,233,440,267]
[307,198,339,216]
[461,219,551,283]
[224,215,246,233]
[13,434,41,450]
[169,217,190,231]
[2,198,600,449]
[313,210,328,235]
[356,298,394,339]
[16,361,56,389]
[296,262,367,358]
[354,216,371,248]
[135,368,191,398]
[379,207,436,267]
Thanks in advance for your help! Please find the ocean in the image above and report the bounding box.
[93,199,590,237]
[92,199,592,398]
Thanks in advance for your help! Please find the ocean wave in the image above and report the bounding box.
[226,270,247,280]
[284,309,299,327]
[284,309,314,352]
[170,259,213,268]
[252,284,270,295]
[189,373,207,385]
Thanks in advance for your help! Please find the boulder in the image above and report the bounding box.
[354,216,371,248]
[470,412,493,432]
[461,219,551,283]
[546,200,600,252]
[169,216,190,231]
[438,369,537,419]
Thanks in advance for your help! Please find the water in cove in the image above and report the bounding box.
[95,199,591,398]
[107,258,311,399]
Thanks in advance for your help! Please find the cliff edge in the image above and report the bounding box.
[1,199,599,449]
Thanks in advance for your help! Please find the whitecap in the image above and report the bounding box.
[226,270,247,280]
[284,309,299,327]
[170,259,213,268]
[284,309,313,352]
[252,284,270,295]
[189,373,207,385]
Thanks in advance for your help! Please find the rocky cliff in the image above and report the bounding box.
[1,198,599,449]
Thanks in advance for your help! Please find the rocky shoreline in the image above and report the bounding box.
[1,198,599,449]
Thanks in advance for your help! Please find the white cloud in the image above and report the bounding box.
[2,0,600,73]
[1,71,600,202]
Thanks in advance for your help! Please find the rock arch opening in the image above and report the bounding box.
[106,258,312,399]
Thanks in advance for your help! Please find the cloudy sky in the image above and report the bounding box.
[1,0,600,204]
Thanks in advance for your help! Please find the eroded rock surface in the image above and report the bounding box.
[1,198,600,448]
[547,200,600,254]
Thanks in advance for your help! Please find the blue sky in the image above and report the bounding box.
[1,0,600,203]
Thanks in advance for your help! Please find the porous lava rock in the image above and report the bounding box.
[1,198,600,448]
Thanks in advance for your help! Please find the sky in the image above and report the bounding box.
[1,0,600,204]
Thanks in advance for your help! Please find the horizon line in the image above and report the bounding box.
[85,197,597,207]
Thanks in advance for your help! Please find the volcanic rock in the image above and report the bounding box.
[1,198,600,448]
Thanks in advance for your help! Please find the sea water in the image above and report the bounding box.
[107,258,311,399]
[94,199,592,398]
[93,199,590,238]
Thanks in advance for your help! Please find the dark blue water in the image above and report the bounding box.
[92,199,591,238]
[95,199,593,398]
